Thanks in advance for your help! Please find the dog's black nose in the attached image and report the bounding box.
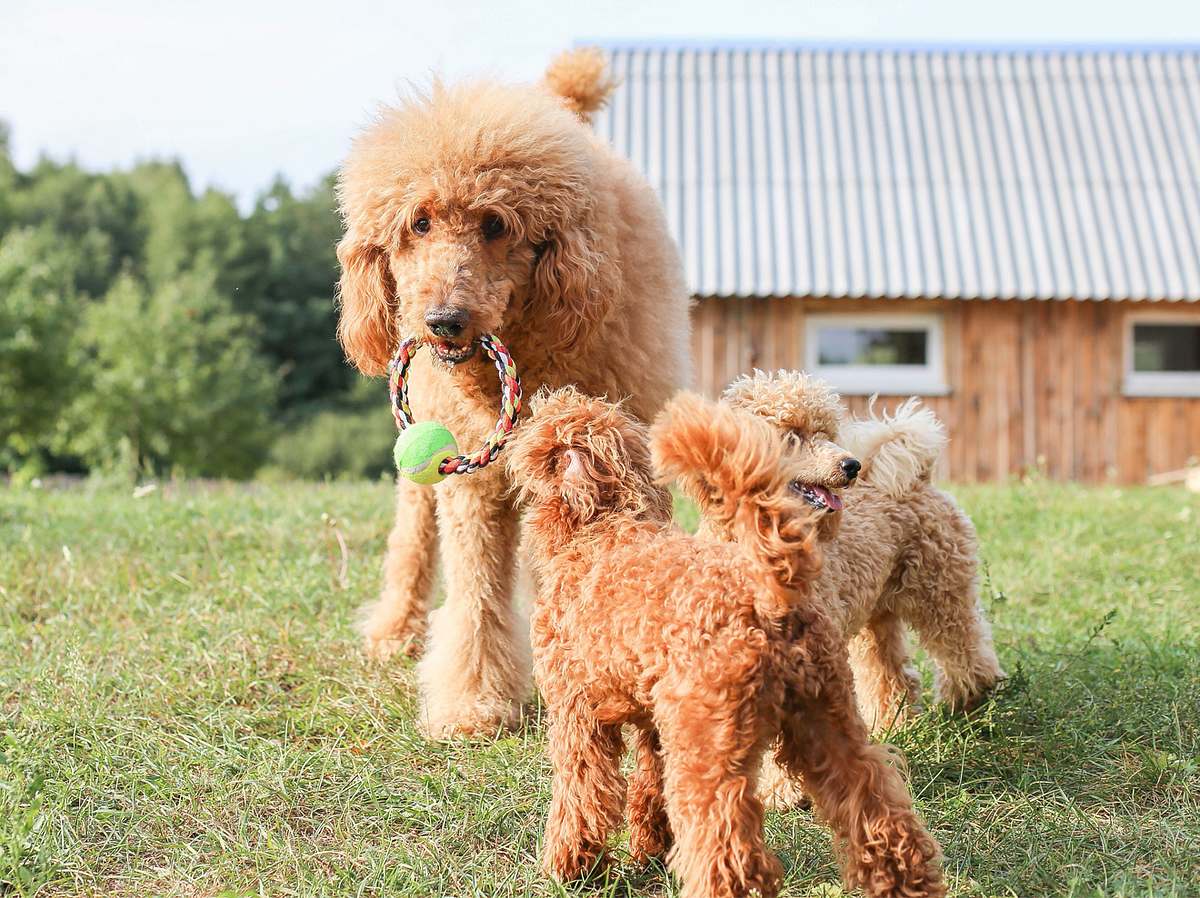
[841,458,861,480]
[425,306,469,339]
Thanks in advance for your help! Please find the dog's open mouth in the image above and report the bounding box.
[798,484,844,512]
[431,340,477,366]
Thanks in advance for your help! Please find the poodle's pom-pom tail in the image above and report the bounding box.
[650,392,782,514]
[543,47,616,123]
[840,398,948,498]
[651,393,821,594]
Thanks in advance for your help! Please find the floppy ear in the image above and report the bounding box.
[335,234,396,376]
[562,448,587,486]
[532,221,617,350]
[559,447,603,522]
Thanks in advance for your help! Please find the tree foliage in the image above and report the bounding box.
[241,176,349,415]
[0,127,364,478]
[0,229,79,472]
[63,268,278,477]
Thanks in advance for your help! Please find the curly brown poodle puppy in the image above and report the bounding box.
[507,387,945,898]
[708,371,1006,807]
[335,49,690,737]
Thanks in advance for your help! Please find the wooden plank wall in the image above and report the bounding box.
[688,297,1200,483]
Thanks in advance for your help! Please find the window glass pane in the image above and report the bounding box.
[1133,324,1200,372]
[817,327,928,366]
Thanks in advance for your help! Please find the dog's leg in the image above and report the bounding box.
[758,741,811,810]
[848,612,923,733]
[627,724,672,863]
[541,698,626,882]
[360,478,438,660]
[776,627,945,898]
[657,681,782,898]
[911,595,1005,713]
[899,510,1004,713]
[417,470,529,738]
[905,569,1005,713]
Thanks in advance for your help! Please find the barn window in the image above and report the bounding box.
[1124,318,1200,397]
[805,314,948,396]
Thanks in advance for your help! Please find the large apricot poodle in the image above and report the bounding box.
[335,49,690,736]
[507,387,945,898]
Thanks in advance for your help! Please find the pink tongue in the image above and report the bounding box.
[815,486,844,511]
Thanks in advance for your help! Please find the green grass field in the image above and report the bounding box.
[2,480,1198,897]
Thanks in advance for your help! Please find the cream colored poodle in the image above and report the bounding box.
[695,371,1006,804]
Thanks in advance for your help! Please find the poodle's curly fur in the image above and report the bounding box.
[714,371,1006,806]
[507,387,945,898]
[335,49,690,737]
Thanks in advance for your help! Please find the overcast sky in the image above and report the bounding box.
[4,0,1200,206]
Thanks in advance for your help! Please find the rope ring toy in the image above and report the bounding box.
[386,334,522,484]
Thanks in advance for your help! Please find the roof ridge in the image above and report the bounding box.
[582,38,1200,56]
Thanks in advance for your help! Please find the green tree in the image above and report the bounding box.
[0,229,80,473]
[0,122,370,479]
[263,376,394,480]
[0,123,15,233]
[8,158,144,297]
[127,161,259,297]
[63,266,278,477]
[241,176,349,414]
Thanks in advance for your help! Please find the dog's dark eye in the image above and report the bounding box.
[481,214,505,240]
[413,215,431,236]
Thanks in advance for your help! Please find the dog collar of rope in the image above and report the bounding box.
[386,334,522,479]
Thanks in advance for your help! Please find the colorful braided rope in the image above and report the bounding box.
[386,334,523,476]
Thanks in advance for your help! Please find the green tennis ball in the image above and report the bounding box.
[394,422,458,485]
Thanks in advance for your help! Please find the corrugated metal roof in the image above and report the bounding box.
[594,44,1200,301]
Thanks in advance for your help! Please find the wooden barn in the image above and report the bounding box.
[594,43,1200,482]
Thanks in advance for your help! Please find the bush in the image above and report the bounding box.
[263,402,396,481]
[62,267,278,478]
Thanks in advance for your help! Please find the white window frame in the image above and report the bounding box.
[804,313,949,396]
[1123,313,1200,398]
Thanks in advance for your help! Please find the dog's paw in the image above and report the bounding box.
[758,756,812,811]
[418,700,523,740]
[938,667,1007,715]
[358,597,426,661]
[362,632,422,661]
[628,822,673,865]
[541,843,611,884]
